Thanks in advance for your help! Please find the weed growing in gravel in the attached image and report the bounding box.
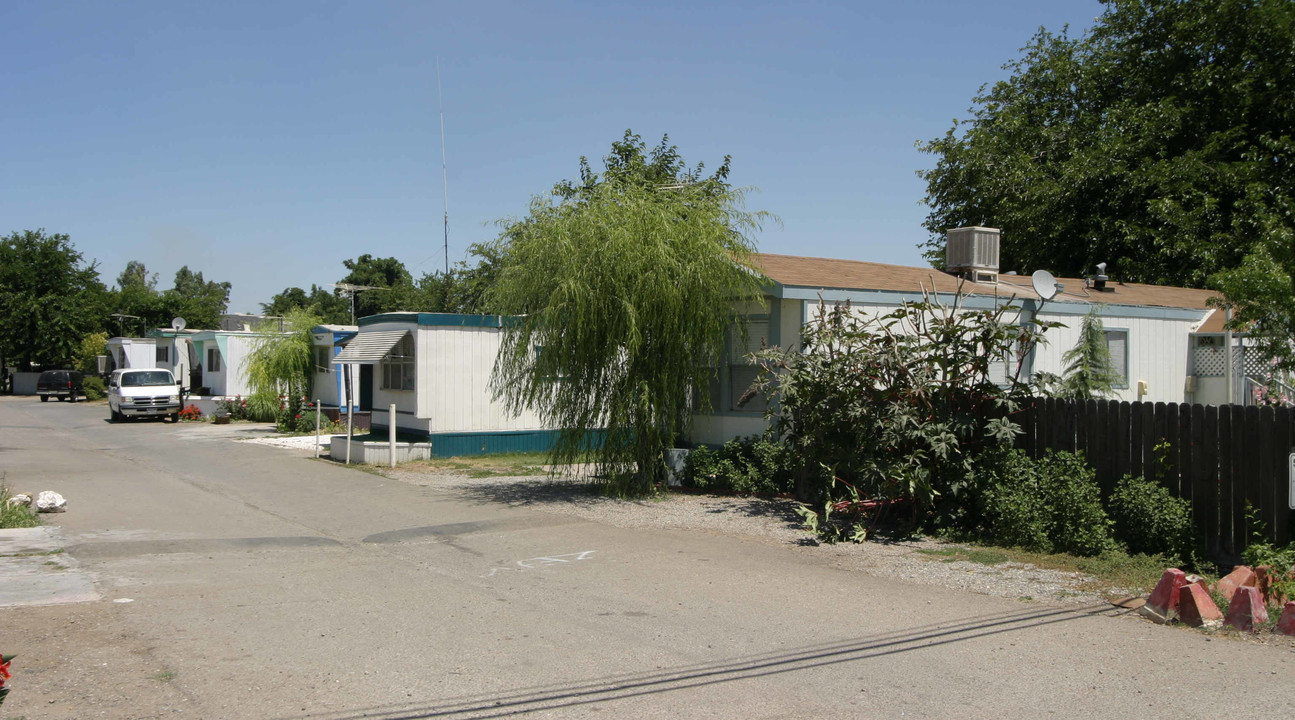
[915,547,1009,566]
[914,542,1172,597]
[0,484,40,530]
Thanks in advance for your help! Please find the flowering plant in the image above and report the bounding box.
[178,404,203,421]
[0,653,14,707]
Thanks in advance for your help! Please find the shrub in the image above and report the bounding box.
[1241,505,1295,604]
[979,449,1113,556]
[978,449,1050,550]
[682,437,794,496]
[278,409,335,434]
[178,404,203,422]
[754,293,1057,528]
[1108,474,1195,562]
[243,392,279,422]
[217,395,249,421]
[82,375,106,401]
[1,485,40,529]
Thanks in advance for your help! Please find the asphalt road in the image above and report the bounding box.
[1,395,1292,719]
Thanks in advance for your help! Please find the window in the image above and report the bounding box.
[122,371,175,387]
[987,341,1028,387]
[381,334,415,391]
[206,347,222,373]
[1104,329,1129,387]
[728,319,769,413]
[314,345,332,373]
[156,345,170,364]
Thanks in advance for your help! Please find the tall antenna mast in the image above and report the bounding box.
[437,57,449,275]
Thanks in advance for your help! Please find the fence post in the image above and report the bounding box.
[314,399,321,459]
[1229,405,1247,555]
[389,402,397,469]
[1274,407,1291,545]
[1192,404,1215,554]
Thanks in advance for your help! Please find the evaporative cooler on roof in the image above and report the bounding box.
[945,227,1001,283]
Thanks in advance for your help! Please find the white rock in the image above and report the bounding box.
[7,493,33,507]
[35,490,67,513]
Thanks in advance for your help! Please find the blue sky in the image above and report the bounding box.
[2,1,1106,313]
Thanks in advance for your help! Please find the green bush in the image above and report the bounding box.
[682,437,794,496]
[1108,474,1195,562]
[978,449,1050,550]
[243,392,280,422]
[279,409,339,434]
[81,375,106,401]
[1241,506,1295,603]
[980,449,1113,556]
[1,486,40,529]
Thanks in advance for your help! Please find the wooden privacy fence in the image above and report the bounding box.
[1015,398,1294,559]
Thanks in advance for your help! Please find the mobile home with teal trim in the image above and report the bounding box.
[334,312,561,456]
[310,324,357,411]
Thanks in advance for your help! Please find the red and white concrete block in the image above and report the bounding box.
[1140,569,1187,624]
[1177,581,1224,629]
[1224,586,1269,632]
[1278,601,1295,637]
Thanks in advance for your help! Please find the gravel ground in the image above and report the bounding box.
[381,465,1111,606]
[239,433,1111,605]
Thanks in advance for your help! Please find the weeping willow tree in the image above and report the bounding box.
[244,307,321,417]
[489,131,773,495]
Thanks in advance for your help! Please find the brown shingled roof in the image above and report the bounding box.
[751,252,1221,312]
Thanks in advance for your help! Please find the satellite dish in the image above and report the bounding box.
[171,317,187,331]
[1031,270,1059,301]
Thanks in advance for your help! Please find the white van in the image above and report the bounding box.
[107,368,183,423]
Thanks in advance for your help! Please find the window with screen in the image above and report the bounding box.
[156,345,170,364]
[206,347,221,373]
[1104,329,1129,387]
[728,319,769,413]
[315,346,332,373]
[381,334,415,391]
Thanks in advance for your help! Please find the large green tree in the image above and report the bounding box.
[109,262,231,332]
[0,230,108,368]
[338,254,413,319]
[262,284,350,325]
[487,131,773,494]
[1211,221,1295,375]
[165,266,231,329]
[266,250,502,324]
[918,0,1295,288]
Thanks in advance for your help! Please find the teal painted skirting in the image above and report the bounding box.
[364,427,605,457]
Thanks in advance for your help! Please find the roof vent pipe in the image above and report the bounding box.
[1091,262,1110,292]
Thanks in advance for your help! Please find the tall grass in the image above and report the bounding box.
[1,485,40,529]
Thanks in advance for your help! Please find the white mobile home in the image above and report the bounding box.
[109,331,199,387]
[690,234,1225,445]
[189,330,283,398]
[334,313,561,456]
[310,324,357,411]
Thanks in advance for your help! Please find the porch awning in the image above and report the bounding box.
[333,330,409,364]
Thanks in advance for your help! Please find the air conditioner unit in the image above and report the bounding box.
[945,227,1000,282]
